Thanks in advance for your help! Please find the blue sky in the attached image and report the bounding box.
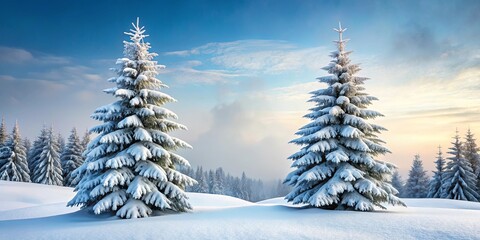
[1,0,479,180]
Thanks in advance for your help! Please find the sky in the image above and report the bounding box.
[0,0,479,180]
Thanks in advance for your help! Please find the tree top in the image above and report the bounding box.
[124,17,149,43]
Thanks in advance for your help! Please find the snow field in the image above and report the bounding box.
[1,181,480,240]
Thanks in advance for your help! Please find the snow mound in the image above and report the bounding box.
[256,197,292,205]
[1,181,480,240]
[0,181,75,211]
[402,198,480,210]
[188,192,255,208]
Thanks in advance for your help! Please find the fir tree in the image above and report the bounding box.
[0,122,30,182]
[68,19,196,219]
[240,172,252,201]
[224,174,235,196]
[28,126,48,174]
[463,129,479,173]
[66,129,90,187]
[81,129,90,152]
[284,23,404,210]
[462,129,480,192]
[32,126,63,185]
[61,128,84,187]
[404,155,429,198]
[391,170,404,197]
[194,166,209,193]
[212,167,225,194]
[57,133,66,154]
[207,169,215,193]
[231,177,242,199]
[442,131,479,201]
[0,117,7,147]
[427,146,446,198]
[23,138,31,155]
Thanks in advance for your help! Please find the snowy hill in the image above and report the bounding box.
[1,181,479,240]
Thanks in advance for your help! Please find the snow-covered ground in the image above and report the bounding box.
[1,181,479,240]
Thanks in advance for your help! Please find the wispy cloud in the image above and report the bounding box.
[165,40,330,74]
[0,75,15,81]
[0,47,33,63]
[165,40,296,56]
[31,65,104,84]
[161,67,243,84]
[0,46,70,65]
[164,49,194,57]
[211,46,329,73]
[369,66,480,118]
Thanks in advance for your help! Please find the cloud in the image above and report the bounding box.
[0,75,15,81]
[165,40,296,56]
[0,61,108,88]
[386,22,480,79]
[0,47,112,138]
[161,67,243,84]
[159,59,244,84]
[261,81,320,102]
[160,40,333,85]
[0,47,34,63]
[400,107,480,125]
[165,40,331,74]
[211,47,327,73]
[164,50,194,57]
[37,55,71,65]
[0,46,70,65]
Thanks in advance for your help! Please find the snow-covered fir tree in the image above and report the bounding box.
[0,122,30,182]
[442,131,479,201]
[23,138,31,155]
[404,155,429,198]
[61,128,84,187]
[427,146,446,198]
[231,177,242,199]
[68,19,196,219]
[212,167,225,194]
[32,126,63,185]
[463,129,479,172]
[240,172,252,201]
[65,129,90,187]
[57,133,66,154]
[0,117,7,147]
[81,129,90,152]
[28,127,48,174]
[462,129,480,191]
[284,23,404,210]
[391,170,404,197]
[194,166,209,193]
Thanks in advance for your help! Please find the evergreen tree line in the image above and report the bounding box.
[179,166,291,202]
[0,118,89,187]
[393,129,480,202]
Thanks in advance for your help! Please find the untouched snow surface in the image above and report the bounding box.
[1,181,480,240]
